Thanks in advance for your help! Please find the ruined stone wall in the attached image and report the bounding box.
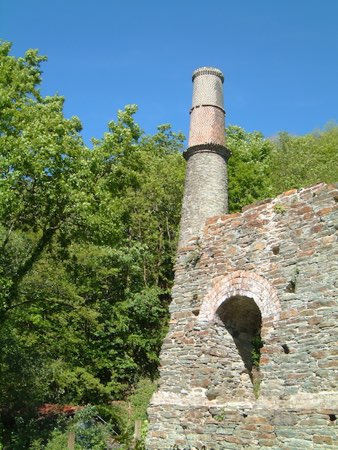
[147,183,338,449]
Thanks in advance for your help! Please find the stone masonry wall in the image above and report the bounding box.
[179,150,229,249]
[147,183,338,449]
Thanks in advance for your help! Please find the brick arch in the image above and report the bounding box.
[198,270,281,323]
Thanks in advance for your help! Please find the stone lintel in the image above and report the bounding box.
[150,390,338,411]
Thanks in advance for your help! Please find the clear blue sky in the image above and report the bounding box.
[1,0,338,146]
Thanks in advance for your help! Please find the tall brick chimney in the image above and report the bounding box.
[178,67,230,247]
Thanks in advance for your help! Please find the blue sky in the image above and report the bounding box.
[1,0,338,146]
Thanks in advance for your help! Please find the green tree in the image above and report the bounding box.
[0,40,93,448]
[64,110,185,398]
[226,125,273,212]
[0,40,90,315]
[270,124,338,194]
[0,41,185,448]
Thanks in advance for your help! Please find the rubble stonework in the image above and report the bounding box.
[146,67,338,449]
[147,183,338,449]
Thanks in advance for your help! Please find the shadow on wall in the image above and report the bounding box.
[216,295,262,383]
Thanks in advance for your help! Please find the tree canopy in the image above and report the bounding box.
[0,41,185,449]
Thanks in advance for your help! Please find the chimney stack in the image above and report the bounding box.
[178,67,230,247]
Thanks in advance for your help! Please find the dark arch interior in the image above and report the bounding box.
[216,295,262,379]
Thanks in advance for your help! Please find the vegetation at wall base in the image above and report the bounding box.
[0,41,337,448]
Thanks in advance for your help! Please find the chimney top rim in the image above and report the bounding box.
[192,67,224,83]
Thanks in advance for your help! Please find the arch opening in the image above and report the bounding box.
[216,295,262,382]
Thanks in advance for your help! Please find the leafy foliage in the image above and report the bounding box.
[227,125,273,212]
[270,124,338,194]
[227,123,338,211]
[251,334,264,368]
[0,41,184,448]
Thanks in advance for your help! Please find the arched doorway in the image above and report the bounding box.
[198,271,280,397]
[216,295,262,383]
